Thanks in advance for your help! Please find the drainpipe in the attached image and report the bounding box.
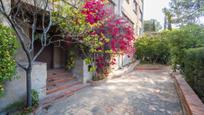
[118,0,122,16]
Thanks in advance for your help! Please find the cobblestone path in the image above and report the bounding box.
[37,65,183,115]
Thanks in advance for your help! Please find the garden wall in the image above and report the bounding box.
[0,62,47,111]
[172,72,204,115]
[72,59,93,84]
[72,56,135,83]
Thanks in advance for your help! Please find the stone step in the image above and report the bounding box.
[47,69,67,74]
[47,73,73,81]
[46,80,81,94]
[42,83,90,107]
[47,77,75,88]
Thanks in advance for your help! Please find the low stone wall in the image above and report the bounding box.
[171,72,204,115]
[72,59,93,84]
[0,62,47,111]
[72,58,138,84]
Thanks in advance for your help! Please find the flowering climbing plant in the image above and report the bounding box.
[52,0,136,78]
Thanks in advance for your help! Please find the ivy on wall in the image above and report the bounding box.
[0,24,17,96]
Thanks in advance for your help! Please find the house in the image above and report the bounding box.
[108,0,144,68]
[0,0,143,111]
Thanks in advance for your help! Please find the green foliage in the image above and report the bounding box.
[85,58,92,65]
[167,24,204,70]
[183,47,204,102]
[165,0,204,26]
[163,8,173,30]
[89,65,96,72]
[31,89,39,107]
[52,2,89,36]
[144,19,162,32]
[66,50,78,71]
[135,32,170,64]
[135,24,204,68]
[0,24,17,96]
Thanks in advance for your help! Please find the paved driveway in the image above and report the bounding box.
[37,65,183,115]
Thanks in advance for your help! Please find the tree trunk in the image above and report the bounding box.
[164,16,167,30]
[168,22,172,30]
[26,67,32,107]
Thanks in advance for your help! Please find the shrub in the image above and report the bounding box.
[184,47,204,102]
[135,24,204,68]
[31,89,39,107]
[167,24,204,70]
[135,32,170,64]
[0,24,17,96]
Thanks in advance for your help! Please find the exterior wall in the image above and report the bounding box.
[109,0,143,68]
[109,0,144,36]
[72,59,84,81]
[122,0,143,36]
[72,58,93,83]
[53,47,65,69]
[0,62,47,111]
[83,61,94,84]
[53,47,61,68]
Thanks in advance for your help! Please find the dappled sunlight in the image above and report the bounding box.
[36,65,183,115]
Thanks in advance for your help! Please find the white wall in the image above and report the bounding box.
[0,62,47,111]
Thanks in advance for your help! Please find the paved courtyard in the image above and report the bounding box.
[36,65,183,115]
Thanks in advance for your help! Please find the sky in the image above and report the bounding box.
[144,0,204,26]
[144,0,170,27]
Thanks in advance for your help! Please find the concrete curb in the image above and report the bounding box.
[171,72,204,115]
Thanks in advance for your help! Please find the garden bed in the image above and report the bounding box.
[171,72,204,115]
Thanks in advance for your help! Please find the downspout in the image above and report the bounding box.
[141,0,144,34]
[118,0,122,16]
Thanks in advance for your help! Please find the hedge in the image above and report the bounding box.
[135,32,170,64]
[0,24,17,96]
[184,47,204,102]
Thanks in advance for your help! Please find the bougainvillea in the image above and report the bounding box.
[53,0,136,78]
[82,0,107,24]
[82,0,135,54]
[82,0,135,78]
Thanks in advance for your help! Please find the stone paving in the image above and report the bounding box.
[36,65,183,115]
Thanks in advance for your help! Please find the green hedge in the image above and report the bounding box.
[0,24,17,96]
[135,24,204,68]
[167,24,204,70]
[184,47,204,102]
[135,32,170,64]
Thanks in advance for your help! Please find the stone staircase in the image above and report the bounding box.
[41,69,90,107]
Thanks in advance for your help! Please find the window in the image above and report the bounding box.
[133,0,137,14]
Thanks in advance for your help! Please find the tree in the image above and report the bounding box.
[163,8,173,30]
[165,0,204,26]
[0,0,52,107]
[143,19,162,32]
[53,0,135,77]
[164,15,167,30]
